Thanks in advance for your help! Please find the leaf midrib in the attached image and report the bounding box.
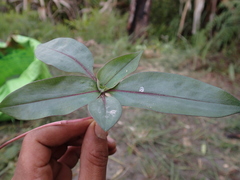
[102,54,139,86]
[110,89,240,106]
[0,91,99,109]
[49,48,96,81]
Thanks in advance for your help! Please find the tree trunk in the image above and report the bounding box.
[178,0,191,36]
[127,0,151,41]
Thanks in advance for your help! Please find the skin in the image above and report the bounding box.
[11,118,116,180]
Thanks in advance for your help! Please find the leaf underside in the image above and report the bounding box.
[110,72,240,117]
[88,96,122,131]
[0,76,100,120]
[35,38,96,80]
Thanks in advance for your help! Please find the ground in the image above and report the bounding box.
[0,47,240,180]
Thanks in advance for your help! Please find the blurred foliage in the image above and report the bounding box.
[0,11,74,42]
[81,0,103,8]
[205,0,240,53]
[0,143,20,179]
[149,0,180,41]
[188,0,240,74]
[194,1,240,50]
[0,1,11,13]
[66,9,128,43]
[0,0,239,73]
[1,0,117,22]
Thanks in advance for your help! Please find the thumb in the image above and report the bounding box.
[78,122,109,180]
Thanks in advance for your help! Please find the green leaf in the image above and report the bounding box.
[88,95,122,131]
[0,35,51,121]
[35,38,96,80]
[110,72,240,117]
[0,76,100,120]
[97,51,142,92]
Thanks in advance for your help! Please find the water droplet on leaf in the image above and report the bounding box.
[139,87,144,92]
[109,110,117,115]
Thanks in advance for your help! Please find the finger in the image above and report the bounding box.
[33,118,93,147]
[58,136,117,169]
[78,122,109,180]
[57,136,116,168]
[58,146,81,169]
[12,118,93,180]
[107,136,117,155]
[51,137,83,160]
[51,145,68,160]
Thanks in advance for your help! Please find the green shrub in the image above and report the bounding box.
[205,0,240,52]
[0,11,74,42]
[191,0,240,56]
[66,9,129,43]
[149,0,180,40]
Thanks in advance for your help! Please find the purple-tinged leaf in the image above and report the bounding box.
[88,95,122,131]
[110,72,240,117]
[97,51,142,92]
[0,76,100,120]
[35,38,96,80]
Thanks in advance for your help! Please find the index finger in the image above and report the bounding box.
[27,117,94,147]
[14,117,93,178]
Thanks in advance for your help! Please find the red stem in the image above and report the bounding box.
[0,117,93,149]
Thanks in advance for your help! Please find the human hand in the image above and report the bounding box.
[11,118,116,180]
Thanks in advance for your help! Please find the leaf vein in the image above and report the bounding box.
[49,48,96,80]
[0,91,99,108]
[110,90,238,106]
[103,53,140,86]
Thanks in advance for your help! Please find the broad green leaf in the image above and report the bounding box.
[0,35,51,121]
[35,38,96,80]
[97,51,142,92]
[88,95,122,131]
[110,72,240,117]
[0,76,100,120]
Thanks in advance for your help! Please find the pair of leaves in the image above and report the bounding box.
[0,38,240,131]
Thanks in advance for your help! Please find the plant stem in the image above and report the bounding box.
[0,117,93,149]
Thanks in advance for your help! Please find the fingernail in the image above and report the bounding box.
[95,123,107,140]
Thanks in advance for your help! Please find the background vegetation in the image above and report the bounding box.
[0,0,240,179]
